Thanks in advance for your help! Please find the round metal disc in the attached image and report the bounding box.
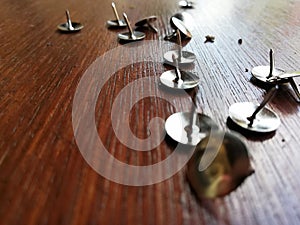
[57,22,84,32]
[229,102,280,132]
[170,17,192,39]
[106,19,127,27]
[251,66,286,83]
[160,70,199,89]
[164,50,196,65]
[165,112,219,146]
[118,31,146,41]
[187,131,253,199]
[135,16,157,26]
[178,0,193,8]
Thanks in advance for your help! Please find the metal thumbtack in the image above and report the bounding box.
[57,10,84,32]
[251,49,285,82]
[165,91,219,146]
[178,0,194,8]
[229,86,280,132]
[160,53,199,89]
[107,2,127,27]
[165,17,192,41]
[251,49,300,102]
[118,13,145,41]
[135,16,158,33]
[163,29,196,66]
[187,131,253,199]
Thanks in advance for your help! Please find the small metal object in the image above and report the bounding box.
[118,13,145,41]
[135,16,158,33]
[164,30,196,65]
[178,0,194,8]
[229,86,280,132]
[165,17,192,40]
[106,2,127,27]
[187,131,254,199]
[165,112,219,146]
[267,71,300,82]
[251,49,300,102]
[160,53,199,89]
[57,10,83,32]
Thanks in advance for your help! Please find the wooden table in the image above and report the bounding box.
[1,0,300,224]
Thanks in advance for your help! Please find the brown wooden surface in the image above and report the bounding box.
[1,0,300,224]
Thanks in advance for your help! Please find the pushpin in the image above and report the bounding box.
[135,16,158,33]
[106,2,127,27]
[165,91,219,146]
[160,53,199,89]
[178,0,194,8]
[187,131,253,199]
[118,13,145,41]
[57,10,84,32]
[251,49,300,102]
[164,29,196,65]
[229,86,280,132]
[165,17,192,41]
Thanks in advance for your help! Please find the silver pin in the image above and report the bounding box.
[57,10,83,32]
[135,16,158,33]
[165,17,192,41]
[164,29,196,66]
[229,86,280,132]
[160,53,199,89]
[178,0,194,8]
[118,13,145,41]
[165,92,219,146]
[107,2,127,27]
[251,49,300,102]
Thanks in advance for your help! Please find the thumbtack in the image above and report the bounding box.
[107,2,127,27]
[135,16,158,33]
[118,13,146,41]
[163,29,196,66]
[57,10,83,32]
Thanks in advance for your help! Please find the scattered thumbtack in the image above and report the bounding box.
[118,13,145,41]
[57,10,84,32]
[135,16,158,33]
[165,91,219,146]
[165,17,192,41]
[251,49,300,102]
[238,38,243,45]
[160,53,199,89]
[163,29,196,65]
[178,0,194,8]
[187,131,253,199]
[229,86,280,133]
[107,2,127,27]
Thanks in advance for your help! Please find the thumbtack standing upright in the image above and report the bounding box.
[117,13,146,41]
[106,2,127,28]
[57,10,84,32]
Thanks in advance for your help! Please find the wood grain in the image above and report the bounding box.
[0,0,300,224]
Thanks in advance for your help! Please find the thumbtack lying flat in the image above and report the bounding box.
[118,13,145,41]
[165,17,192,41]
[57,10,83,32]
[107,2,127,27]
[135,16,158,33]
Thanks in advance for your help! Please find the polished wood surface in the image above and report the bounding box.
[1,0,300,224]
